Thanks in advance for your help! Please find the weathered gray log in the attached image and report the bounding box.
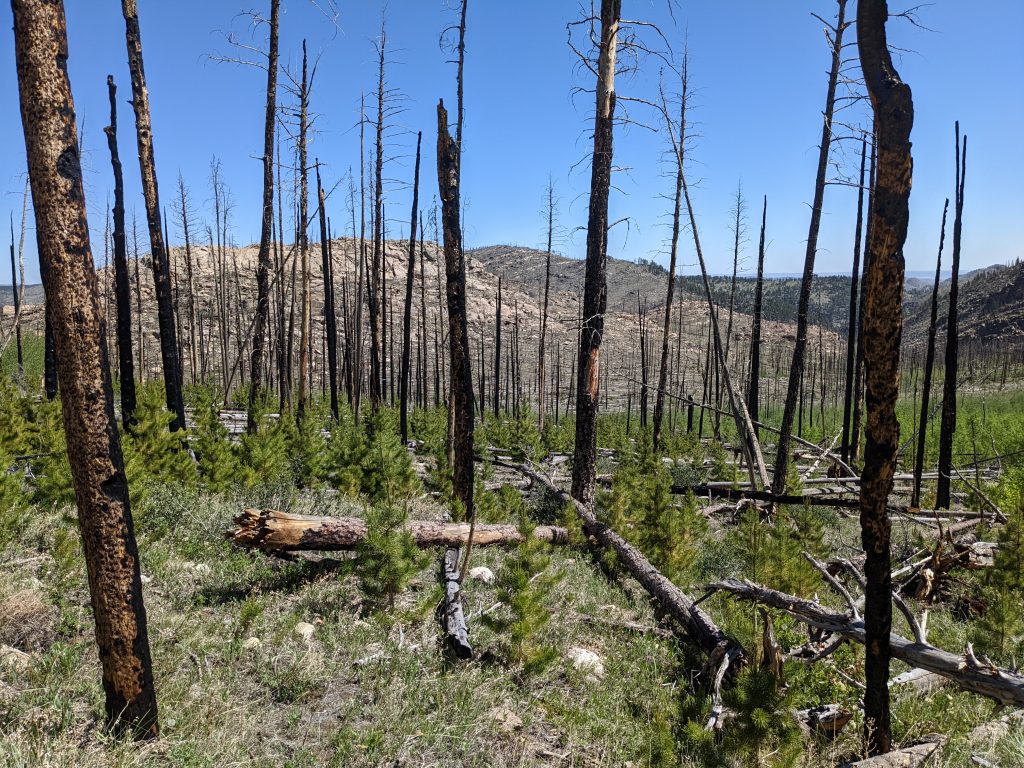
[229,508,569,552]
[440,547,472,659]
[794,704,852,740]
[839,738,942,767]
[712,578,1024,707]
[501,460,745,667]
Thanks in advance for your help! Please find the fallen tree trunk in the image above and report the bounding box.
[440,546,472,659]
[839,738,942,768]
[712,578,1024,707]
[498,459,745,666]
[229,508,569,552]
[672,484,860,509]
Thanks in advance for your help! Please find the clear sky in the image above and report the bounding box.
[1,1,1022,286]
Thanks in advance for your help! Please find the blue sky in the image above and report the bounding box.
[2,1,1022,286]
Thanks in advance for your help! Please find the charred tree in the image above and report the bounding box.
[295,41,312,419]
[912,200,948,509]
[103,75,136,431]
[747,196,767,435]
[12,0,159,736]
[537,179,555,433]
[937,124,967,509]
[247,0,280,432]
[772,0,848,494]
[316,167,339,421]
[571,0,619,506]
[857,0,914,753]
[399,131,422,442]
[120,0,185,431]
[841,135,868,465]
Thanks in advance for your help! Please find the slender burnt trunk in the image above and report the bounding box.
[44,312,58,400]
[858,0,914,753]
[368,26,387,410]
[399,132,422,442]
[652,119,684,451]
[571,0,619,506]
[912,200,948,508]
[436,100,475,522]
[13,0,159,736]
[493,275,502,418]
[747,196,767,435]
[103,75,136,431]
[120,0,184,431]
[8,223,23,377]
[248,0,280,432]
[772,0,848,494]
[841,136,868,464]
[937,124,967,509]
[296,41,311,420]
[851,128,877,462]
[537,180,554,432]
[317,167,339,421]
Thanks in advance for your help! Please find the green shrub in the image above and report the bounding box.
[355,504,429,612]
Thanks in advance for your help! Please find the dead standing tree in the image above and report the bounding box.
[436,100,474,657]
[857,0,914,754]
[121,0,186,431]
[772,0,849,495]
[936,123,967,509]
[103,75,137,432]
[569,0,619,506]
[537,178,556,433]
[399,131,423,443]
[247,0,281,432]
[12,0,159,737]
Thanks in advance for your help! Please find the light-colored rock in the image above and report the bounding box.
[140,574,152,584]
[489,706,524,733]
[469,566,495,584]
[242,636,261,651]
[0,645,31,672]
[567,647,605,679]
[192,563,212,576]
[294,622,315,642]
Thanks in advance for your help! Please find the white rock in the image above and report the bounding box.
[242,636,261,651]
[0,645,31,672]
[294,622,316,642]
[192,563,212,576]
[567,647,605,679]
[140,574,152,584]
[469,566,495,584]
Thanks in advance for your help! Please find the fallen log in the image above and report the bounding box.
[711,578,1024,707]
[672,484,860,509]
[496,459,746,670]
[229,508,569,552]
[794,703,852,740]
[838,738,942,767]
[439,547,472,659]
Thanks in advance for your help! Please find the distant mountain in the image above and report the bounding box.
[0,283,45,308]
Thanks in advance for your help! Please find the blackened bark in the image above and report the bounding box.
[44,311,57,400]
[104,76,136,431]
[400,132,422,442]
[493,275,502,417]
[747,196,767,435]
[772,0,848,494]
[858,0,914,753]
[248,0,280,432]
[841,136,868,465]
[437,100,474,522]
[937,124,967,509]
[912,200,948,508]
[317,167,339,421]
[851,128,877,463]
[13,0,159,736]
[8,223,23,376]
[537,180,554,432]
[295,41,311,419]
[571,0,620,506]
[120,0,185,431]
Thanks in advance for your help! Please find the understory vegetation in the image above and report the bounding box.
[2,369,1023,767]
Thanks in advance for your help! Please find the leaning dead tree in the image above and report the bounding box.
[772,0,849,495]
[12,0,159,737]
[857,0,915,754]
[230,508,568,551]
[663,50,769,489]
[121,0,185,431]
[248,0,280,433]
[571,0,619,507]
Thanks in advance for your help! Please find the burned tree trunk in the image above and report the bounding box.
[537,179,554,433]
[399,132,422,443]
[747,196,767,435]
[571,0,619,506]
[857,0,915,753]
[317,167,339,421]
[44,311,57,400]
[436,102,475,523]
[772,0,848,495]
[937,124,967,509]
[120,0,185,431]
[841,136,868,466]
[12,0,159,736]
[103,75,136,432]
[912,200,948,509]
[295,41,311,419]
[493,275,502,418]
[248,0,280,433]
